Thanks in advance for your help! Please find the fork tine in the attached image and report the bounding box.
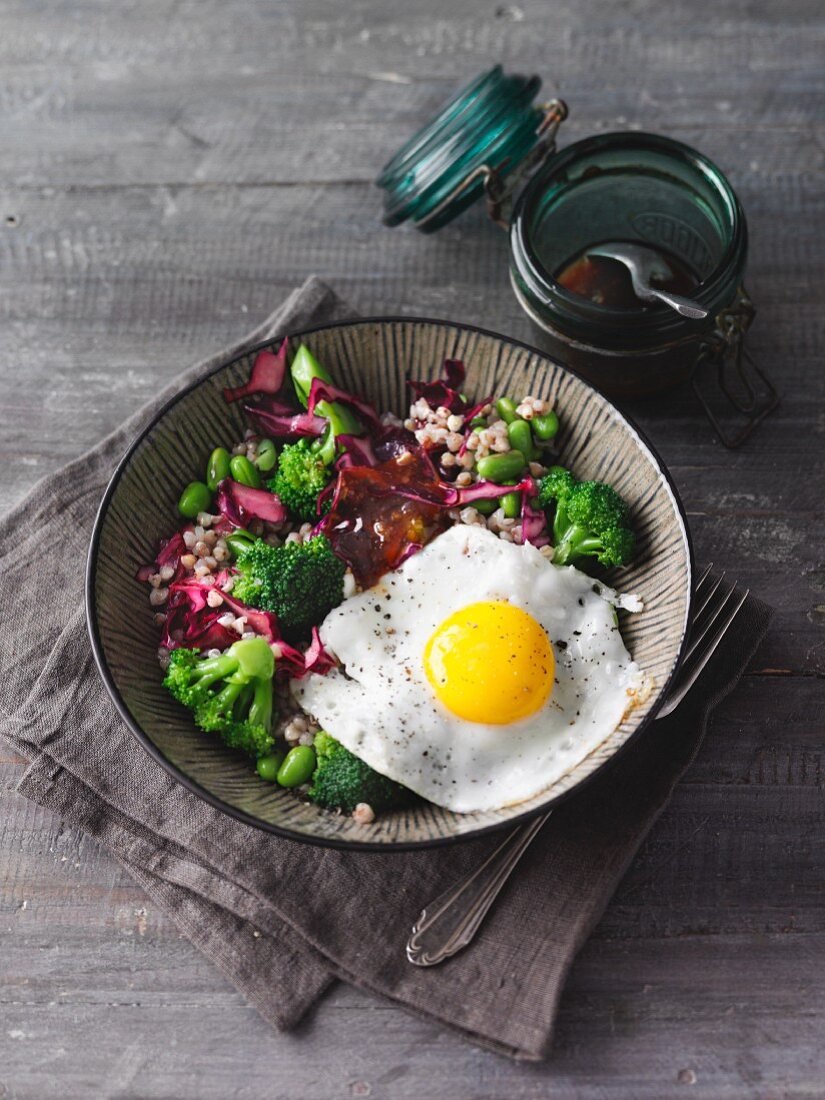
[694,562,714,593]
[691,570,727,625]
[657,586,749,719]
[683,580,736,664]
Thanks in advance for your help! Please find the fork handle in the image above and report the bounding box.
[406,811,550,966]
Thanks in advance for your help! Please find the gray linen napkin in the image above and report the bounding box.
[0,277,772,1061]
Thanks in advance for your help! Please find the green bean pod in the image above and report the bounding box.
[225,529,257,557]
[177,480,212,519]
[532,410,559,442]
[256,752,285,782]
[277,745,317,788]
[506,418,538,462]
[254,438,278,473]
[495,397,519,424]
[476,449,526,484]
[206,447,232,492]
[229,454,262,489]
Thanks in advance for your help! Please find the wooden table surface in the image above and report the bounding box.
[1,1,823,1096]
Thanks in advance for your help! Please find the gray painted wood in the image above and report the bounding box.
[0,0,822,1095]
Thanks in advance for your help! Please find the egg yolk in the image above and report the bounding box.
[423,600,555,725]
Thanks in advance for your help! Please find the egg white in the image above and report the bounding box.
[292,525,643,813]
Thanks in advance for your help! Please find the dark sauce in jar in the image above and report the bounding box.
[555,241,698,309]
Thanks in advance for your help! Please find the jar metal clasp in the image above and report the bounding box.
[415,99,568,232]
[692,288,779,448]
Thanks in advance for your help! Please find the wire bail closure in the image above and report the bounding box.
[416,99,568,232]
[692,287,779,449]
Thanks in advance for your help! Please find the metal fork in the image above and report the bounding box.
[406,568,749,966]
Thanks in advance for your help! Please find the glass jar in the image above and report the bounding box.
[377,67,777,445]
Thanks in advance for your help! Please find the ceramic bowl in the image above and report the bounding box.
[87,318,692,849]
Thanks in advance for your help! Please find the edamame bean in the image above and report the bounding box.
[206,447,232,492]
[506,418,538,462]
[472,498,498,516]
[495,397,519,424]
[256,752,284,782]
[226,529,256,557]
[229,454,262,489]
[501,491,521,518]
[178,480,212,519]
[469,415,487,430]
[254,438,278,473]
[277,745,316,788]
[532,410,559,441]
[476,450,526,483]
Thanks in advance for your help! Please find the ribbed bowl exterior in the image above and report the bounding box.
[88,319,691,848]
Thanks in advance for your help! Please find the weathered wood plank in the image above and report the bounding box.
[0,0,821,187]
[3,776,825,1099]
[0,0,823,1094]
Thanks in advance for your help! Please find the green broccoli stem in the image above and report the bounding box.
[192,653,239,688]
[212,677,246,714]
[552,527,606,566]
[552,501,604,565]
[249,677,273,730]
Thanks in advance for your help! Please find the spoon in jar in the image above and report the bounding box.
[586,242,709,319]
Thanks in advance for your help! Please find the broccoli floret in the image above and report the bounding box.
[232,534,346,641]
[537,465,635,568]
[267,346,364,518]
[163,638,276,758]
[308,731,410,814]
[290,344,362,464]
[268,439,332,522]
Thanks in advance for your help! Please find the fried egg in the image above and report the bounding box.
[292,525,644,813]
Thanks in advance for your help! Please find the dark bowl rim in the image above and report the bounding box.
[85,314,695,852]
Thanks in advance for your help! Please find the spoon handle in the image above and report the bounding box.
[647,287,708,319]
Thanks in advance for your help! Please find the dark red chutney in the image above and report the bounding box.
[556,242,697,310]
[324,452,449,588]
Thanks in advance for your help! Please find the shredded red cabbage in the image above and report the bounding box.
[217,590,281,642]
[223,341,288,404]
[218,593,335,678]
[302,626,337,674]
[335,434,378,468]
[385,473,534,510]
[160,573,237,651]
[408,359,469,414]
[244,399,327,440]
[167,570,232,611]
[520,488,549,546]
[160,612,237,652]
[461,395,492,422]
[306,378,382,432]
[215,479,287,528]
[396,542,423,565]
[136,530,187,584]
[277,627,337,678]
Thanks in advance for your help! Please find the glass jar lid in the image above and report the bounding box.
[376,65,560,233]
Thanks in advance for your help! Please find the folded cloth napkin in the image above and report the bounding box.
[0,277,772,1061]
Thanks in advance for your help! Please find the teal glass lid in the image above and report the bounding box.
[376,66,563,233]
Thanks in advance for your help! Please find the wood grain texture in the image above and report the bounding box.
[0,0,823,1094]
